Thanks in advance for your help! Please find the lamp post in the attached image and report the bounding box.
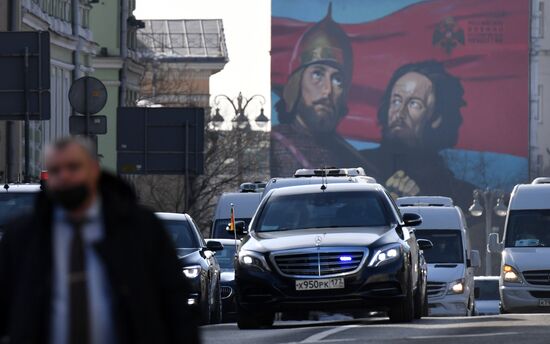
[468,189,508,275]
[210,92,269,184]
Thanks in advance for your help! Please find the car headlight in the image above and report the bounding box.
[368,244,401,267]
[238,250,271,271]
[182,265,201,279]
[503,264,522,283]
[448,279,465,294]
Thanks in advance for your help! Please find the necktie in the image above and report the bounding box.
[68,218,90,344]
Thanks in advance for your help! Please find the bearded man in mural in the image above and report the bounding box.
[270,7,375,178]
[363,60,475,209]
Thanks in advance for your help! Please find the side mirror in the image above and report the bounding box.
[417,239,433,250]
[206,240,224,252]
[403,213,422,227]
[470,250,481,268]
[474,287,480,299]
[235,221,248,235]
[487,233,504,253]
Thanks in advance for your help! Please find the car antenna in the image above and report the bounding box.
[320,165,327,191]
[3,170,8,192]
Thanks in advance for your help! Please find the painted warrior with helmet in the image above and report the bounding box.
[270,5,377,178]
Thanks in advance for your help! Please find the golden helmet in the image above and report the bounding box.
[283,4,354,113]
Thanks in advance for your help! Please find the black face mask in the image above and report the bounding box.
[48,184,90,211]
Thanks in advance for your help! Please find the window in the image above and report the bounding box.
[505,209,550,247]
[161,219,200,248]
[256,191,391,232]
[0,193,38,230]
[214,244,237,271]
[415,230,464,263]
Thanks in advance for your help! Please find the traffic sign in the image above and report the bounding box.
[68,76,107,115]
[69,115,107,135]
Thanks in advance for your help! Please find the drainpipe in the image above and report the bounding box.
[120,0,129,106]
[72,0,82,79]
[6,0,19,182]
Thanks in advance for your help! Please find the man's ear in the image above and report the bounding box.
[431,114,442,129]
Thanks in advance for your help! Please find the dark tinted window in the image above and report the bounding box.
[162,219,200,248]
[0,192,37,229]
[212,218,252,239]
[256,191,391,232]
[475,280,499,300]
[214,243,237,271]
[505,210,550,247]
[415,230,464,263]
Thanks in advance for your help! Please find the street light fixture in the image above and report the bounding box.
[468,188,507,275]
[494,196,508,217]
[211,108,225,129]
[468,193,484,217]
[211,92,268,129]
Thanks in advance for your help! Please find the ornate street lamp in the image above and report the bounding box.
[211,92,268,129]
[468,189,507,275]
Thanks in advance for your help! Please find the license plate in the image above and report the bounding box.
[539,299,550,307]
[295,278,345,291]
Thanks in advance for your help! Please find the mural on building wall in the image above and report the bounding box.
[271,0,529,210]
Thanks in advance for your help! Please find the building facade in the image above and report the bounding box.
[89,0,144,171]
[0,0,97,181]
[531,0,550,179]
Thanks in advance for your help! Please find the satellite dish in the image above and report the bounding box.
[68,76,107,115]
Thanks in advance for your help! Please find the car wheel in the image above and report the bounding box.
[389,276,415,323]
[201,295,211,325]
[237,304,274,329]
[210,284,222,324]
[466,298,474,316]
[413,284,427,319]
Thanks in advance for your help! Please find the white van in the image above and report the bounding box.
[210,192,262,239]
[397,196,481,316]
[488,178,550,313]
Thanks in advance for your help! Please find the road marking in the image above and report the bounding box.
[408,331,520,340]
[300,325,360,343]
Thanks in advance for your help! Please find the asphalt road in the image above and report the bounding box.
[201,314,550,344]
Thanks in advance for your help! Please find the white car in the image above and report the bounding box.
[488,177,550,313]
[398,196,481,316]
[474,276,500,315]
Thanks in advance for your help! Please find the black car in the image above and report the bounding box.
[207,238,239,322]
[234,183,431,329]
[156,212,224,324]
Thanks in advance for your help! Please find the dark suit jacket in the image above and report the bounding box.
[0,173,200,344]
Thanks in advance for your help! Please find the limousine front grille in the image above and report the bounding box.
[523,270,550,286]
[427,282,447,298]
[272,248,367,278]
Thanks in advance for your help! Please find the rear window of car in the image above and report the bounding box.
[0,192,37,230]
[255,191,392,232]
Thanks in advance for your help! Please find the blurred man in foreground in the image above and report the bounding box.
[0,137,199,344]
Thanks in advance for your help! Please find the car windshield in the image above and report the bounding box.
[161,219,200,248]
[212,218,252,239]
[0,192,37,231]
[255,191,391,232]
[505,210,550,247]
[213,243,237,271]
[475,280,500,300]
[415,230,464,264]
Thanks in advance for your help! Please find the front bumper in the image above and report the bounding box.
[428,293,469,316]
[501,284,550,313]
[236,258,408,313]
